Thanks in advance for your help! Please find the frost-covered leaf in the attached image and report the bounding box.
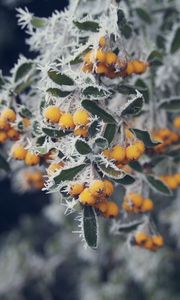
[33,121,42,136]
[135,79,149,102]
[36,136,46,146]
[31,16,47,28]
[146,175,172,195]
[42,128,71,138]
[48,70,74,86]
[158,98,180,111]
[130,128,160,147]
[73,20,100,32]
[171,27,180,54]
[136,7,152,24]
[46,88,72,98]
[117,9,132,39]
[103,124,116,145]
[20,106,32,118]
[114,174,135,185]
[96,160,124,179]
[117,85,136,95]
[0,153,10,172]
[15,63,33,82]
[129,161,143,172]
[54,164,87,184]
[121,94,144,116]
[147,50,163,66]
[94,137,108,150]
[82,86,108,98]
[82,100,116,124]
[83,206,98,249]
[88,120,99,137]
[117,219,144,234]
[75,140,92,155]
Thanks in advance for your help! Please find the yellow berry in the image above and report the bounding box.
[105,52,118,65]
[95,200,108,213]
[102,149,111,159]
[73,109,90,126]
[141,198,154,212]
[104,180,114,196]
[174,173,180,185]
[47,162,64,174]
[83,51,93,63]
[1,108,16,122]
[132,60,148,74]
[81,63,93,73]
[95,63,108,74]
[59,113,75,129]
[110,145,126,161]
[126,61,134,75]
[99,36,106,48]
[165,176,178,190]
[7,128,20,140]
[128,193,144,208]
[125,128,134,139]
[96,49,106,63]
[79,188,96,205]
[135,231,148,245]
[74,126,89,137]
[0,117,10,130]
[126,144,141,160]
[25,151,40,166]
[89,180,105,197]
[11,143,27,160]
[173,116,180,129]
[69,182,84,196]
[0,131,8,143]
[134,140,145,154]
[152,235,164,248]
[44,106,62,124]
[143,237,154,250]
[103,201,119,217]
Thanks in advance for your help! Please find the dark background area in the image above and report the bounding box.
[0,0,68,234]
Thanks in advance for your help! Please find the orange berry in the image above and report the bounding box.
[95,63,108,74]
[174,173,180,185]
[74,126,89,137]
[89,180,105,197]
[143,237,154,250]
[152,235,164,248]
[126,61,134,75]
[104,180,114,196]
[44,106,62,124]
[0,117,10,130]
[102,149,111,159]
[128,193,144,208]
[132,60,148,74]
[11,143,27,160]
[1,108,16,122]
[81,63,93,73]
[7,128,20,140]
[173,116,180,129]
[69,182,84,196]
[96,49,106,63]
[95,200,108,213]
[103,201,119,217]
[105,52,117,65]
[135,231,148,245]
[99,36,106,48]
[22,118,31,128]
[79,188,96,205]
[134,140,145,154]
[73,109,90,126]
[83,51,93,63]
[164,176,178,190]
[59,113,75,129]
[0,131,8,143]
[141,198,154,212]
[47,162,64,174]
[110,145,126,161]
[126,144,141,160]
[25,151,40,166]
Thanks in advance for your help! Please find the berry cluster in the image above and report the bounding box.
[123,193,154,213]
[133,231,164,251]
[10,143,40,166]
[23,170,44,190]
[153,128,179,153]
[160,174,180,190]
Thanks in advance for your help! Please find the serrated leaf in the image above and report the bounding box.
[31,16,47,28]
[114,174,135,185]
[0,153,10,171]
[15,63,33,82]
[158,98,180,111]
[103,124,116,145]
[171,27,180,54]
[46,88,72,98]
[42,128,71,138]
[75,140,92,155]
[136,7,152,24]
[121,95,144,116]
[82,86,108,98]
[54,164,87,184]
[73,20,100,32]
[48,70,74,86]
[130,128,160,147]
[129,161,143,172]
[83,206,98,249]
[82,100,116,124]
[146,175,172,195]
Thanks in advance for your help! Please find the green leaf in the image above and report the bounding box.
[129,161,143,172]
[14,79,33,94]
[118,220,144,234]
[33,121,42,136]
[171,27,180,54]
[36,136,46,146]
[83,206,98,249]
[54,164,87,184]
[114,174,135,185]
[82,100,116,124]
[159,98,180,112]
[31,16,47,28]
[73,20,100,32]
[97,160,124,179]
[0,153,10,172]
[46,88,72,98]
[82,86,108,98]
[121,95,144,116]
[147,50,163,66]
[75,140,92,155]
[130,128,160,147]
[42,127,71,138]
[146,175,172,195]
[94,137,108,150]
[103,124,116,145]
[20,107,33,118]
[88,120,100,137]
[135,79,149,102]
[48,70,74,86]
[136,7,152,24]
[117,85,136,95]
[15,63,33,82]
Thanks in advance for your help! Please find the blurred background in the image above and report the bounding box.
[0,1,180,300]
